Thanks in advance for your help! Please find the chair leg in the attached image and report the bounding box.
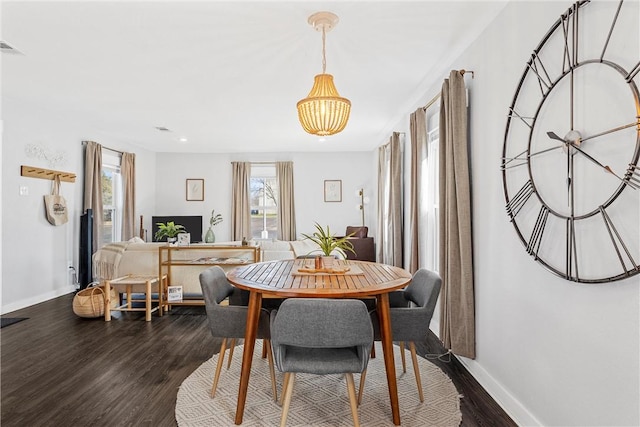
[399,341,406,373]
[357,369,367,406]
[345,373,360,427]
[279,369,291,406]
[264,339,278,402]
[227,338,236,369]
[409,341,424,402]
[280,372,295,427]
[211,338,228,398]
[370,342,376,358]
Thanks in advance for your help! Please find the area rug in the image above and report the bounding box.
[176,341,462,426]
[0,317,28,328]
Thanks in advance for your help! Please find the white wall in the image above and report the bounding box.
[153,151,375,242]
[1,96,156,313]
[395,1,640,426]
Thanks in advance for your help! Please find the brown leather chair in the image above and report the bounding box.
[340,226,375,262]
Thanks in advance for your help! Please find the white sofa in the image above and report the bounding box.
[91,239,326,296]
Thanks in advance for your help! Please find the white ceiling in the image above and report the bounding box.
[1,1,508,153]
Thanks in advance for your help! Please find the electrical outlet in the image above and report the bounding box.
[19,185,29,196]
[68,265,78,287]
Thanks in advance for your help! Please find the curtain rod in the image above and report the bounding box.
[81,140,124,155]
[422,69,474,111]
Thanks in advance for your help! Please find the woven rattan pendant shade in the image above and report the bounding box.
[297,12,351,136]
[297,74,351,136]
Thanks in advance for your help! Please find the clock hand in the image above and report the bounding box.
[546,131,565,143]
[566,140,627,183]
[547,131,627,184]
[580,121,638,143]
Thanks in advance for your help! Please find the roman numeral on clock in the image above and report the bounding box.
[600,206,638,275]
[624,164,640,190]
[528,52,553,97]
[527,206,549,258]
[566,218,579,280]
[506,180,535,219]
[562,2,580,70]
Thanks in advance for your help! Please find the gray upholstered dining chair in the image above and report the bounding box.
[199,266,277,400]
[270,298,373,427]
[364,268,442,403]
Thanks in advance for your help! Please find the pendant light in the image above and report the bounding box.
[297,12,351,136]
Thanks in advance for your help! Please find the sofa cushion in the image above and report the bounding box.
[346,226,368,238]
[259,240,293,252]
[289,240,321,258]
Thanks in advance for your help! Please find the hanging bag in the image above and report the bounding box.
[44,174,68,226]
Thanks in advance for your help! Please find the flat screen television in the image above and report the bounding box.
[152,215,203,243]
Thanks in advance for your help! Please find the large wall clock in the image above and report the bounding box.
[501,0,640,283]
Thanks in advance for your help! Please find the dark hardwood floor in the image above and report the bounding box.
[1,294,516,426]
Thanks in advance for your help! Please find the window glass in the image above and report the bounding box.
[419,110,440,273]
[102,151,122,244]
[250,164,278,240]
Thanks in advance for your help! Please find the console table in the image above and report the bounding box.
[158,245,260,306]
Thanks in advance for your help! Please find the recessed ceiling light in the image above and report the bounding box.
[178,137,188,143]
[0,41,23,55]
[318,137,326,143]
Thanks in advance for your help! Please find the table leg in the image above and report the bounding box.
[377,292,400,425]
[104,280,112,321]
[235,291,262,425]
[145,280,152,321]
[126,284,132,309]
[158,275,165,316]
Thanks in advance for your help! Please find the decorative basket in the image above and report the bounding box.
[73,283,111,318]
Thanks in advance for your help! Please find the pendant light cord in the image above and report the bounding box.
[321,26,327,74]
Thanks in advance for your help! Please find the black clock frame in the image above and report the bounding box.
[501,0,640,283]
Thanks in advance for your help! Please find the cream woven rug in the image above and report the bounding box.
[176,341,462,426]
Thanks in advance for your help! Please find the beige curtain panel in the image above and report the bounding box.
[438,70,476,359]
[121,152,136,241]
[408,108,427,274]
[376,133,404,267]
[83,141,103,253]
[231,162,251,241]
[276,161,297,241]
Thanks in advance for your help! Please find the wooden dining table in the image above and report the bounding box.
[226,258,412,425]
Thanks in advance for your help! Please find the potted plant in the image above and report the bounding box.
[204,210,223,243]
[301,222,356,267]
[154,221,186,244]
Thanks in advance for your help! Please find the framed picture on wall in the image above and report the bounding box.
[186,179,204,201]
[324,180,342,202]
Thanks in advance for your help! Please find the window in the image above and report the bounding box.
[419,112,440,272]
[250,164,279,240]
[101,151,123,244]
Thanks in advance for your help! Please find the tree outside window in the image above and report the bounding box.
[101,152,123,244]
[250,165,278,239]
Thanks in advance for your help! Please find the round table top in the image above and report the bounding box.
[226,259,412,298]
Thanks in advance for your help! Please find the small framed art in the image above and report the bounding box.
[177,233,190,246]
[324,180,342,202]
[186,179,204,201]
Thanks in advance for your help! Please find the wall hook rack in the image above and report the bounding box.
[21,165,76,183]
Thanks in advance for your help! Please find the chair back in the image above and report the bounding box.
[200,266,234,307]
[271,298,373,349]
[373,269,442,342]
[199,266,270,338]
[404,269,442,314]
[271,298,373,375]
